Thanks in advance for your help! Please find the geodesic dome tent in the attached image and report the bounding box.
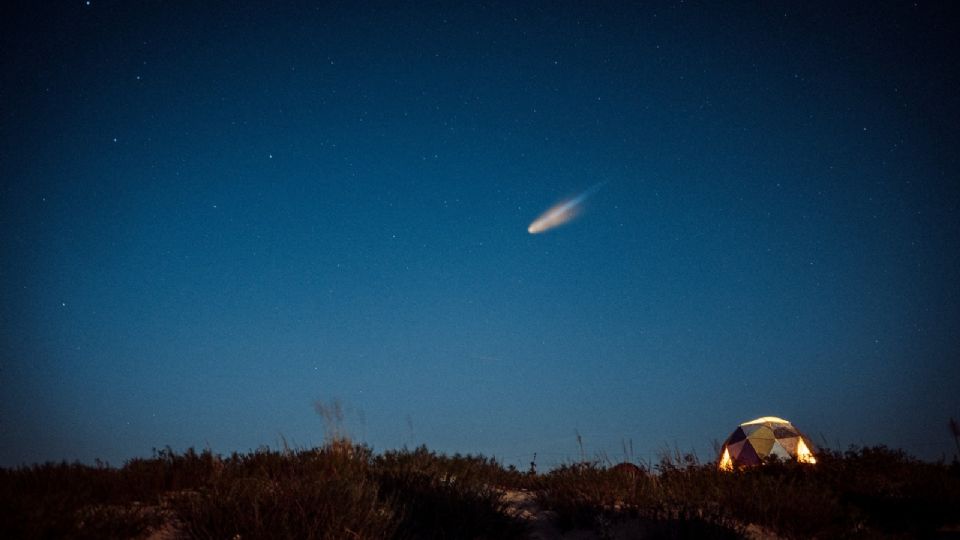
[718,416,816,471]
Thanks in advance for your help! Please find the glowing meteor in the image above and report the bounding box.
[527,183,605,234]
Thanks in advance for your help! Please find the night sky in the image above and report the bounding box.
[2,1,959,468]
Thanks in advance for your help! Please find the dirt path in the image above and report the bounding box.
[501,489,562,539]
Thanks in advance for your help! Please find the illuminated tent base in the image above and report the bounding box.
[719,416,817,471]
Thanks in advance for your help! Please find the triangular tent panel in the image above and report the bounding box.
[735,441,762,466]
[778,436,799,454]
[773,426,798,439]
[727,427,748,444]
[750,426,776,441]
[727,440,747,458]
[769,440,792,460]
[749,436,775,456]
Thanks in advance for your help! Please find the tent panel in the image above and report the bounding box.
[769,441,792,460]
[749,436,775,456]
[735,442,762,466]
[778,436,799,454]
[749,426,775,441]
[774,426,798,439]
[726,428,747,444]
[727,440,747,459]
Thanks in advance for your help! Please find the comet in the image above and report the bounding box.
[527,182,605,234]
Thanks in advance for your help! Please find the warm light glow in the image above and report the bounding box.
[741,416,790,425]
[796,438,816,464]
[719,448,733,471]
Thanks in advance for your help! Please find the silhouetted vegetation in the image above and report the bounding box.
[536,446,960,538]
[375,446,526,539]
[1,443,958,538]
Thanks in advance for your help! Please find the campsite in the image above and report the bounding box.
[3,1,959,537]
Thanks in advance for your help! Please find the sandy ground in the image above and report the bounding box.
[501,489,567,540]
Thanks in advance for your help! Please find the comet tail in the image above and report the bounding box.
[527,183,604,234]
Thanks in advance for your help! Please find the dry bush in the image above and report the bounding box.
[374,446,527,539]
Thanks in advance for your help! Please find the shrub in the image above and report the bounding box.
[374,446,527,539]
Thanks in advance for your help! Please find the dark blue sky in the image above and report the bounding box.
[2,1,959,467]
